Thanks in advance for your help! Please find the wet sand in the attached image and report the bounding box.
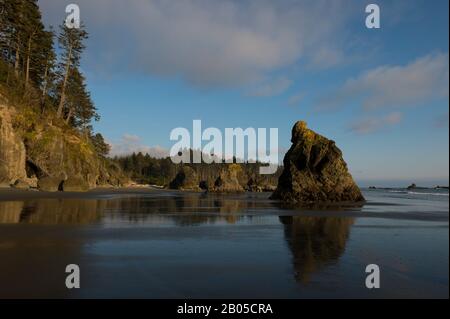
[0,188,448,298]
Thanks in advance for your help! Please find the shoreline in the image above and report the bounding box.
[0,186,161,201]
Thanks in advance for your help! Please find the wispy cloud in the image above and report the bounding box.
[318,52,449,111]
[287,91,305,106]
[248,77,292,97]
[109,134,169,158]
[349,112,403,134]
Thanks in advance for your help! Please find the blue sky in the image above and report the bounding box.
[39,0,449,186]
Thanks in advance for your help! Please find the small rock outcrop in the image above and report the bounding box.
[271,121,364,205]
[12,179,30,190]
[211,164,245,193]
[37,176,63,192]
[246,178,263,192]
[169,166,201,191]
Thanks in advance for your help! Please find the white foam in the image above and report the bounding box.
[407,191,449,196]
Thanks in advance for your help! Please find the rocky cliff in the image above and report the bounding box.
[0,93,128,191]
[0,104,27,186]
[271,121,364,205]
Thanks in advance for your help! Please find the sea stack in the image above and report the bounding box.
[271,121,364,205]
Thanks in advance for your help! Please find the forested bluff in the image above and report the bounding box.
[0,0,281,192]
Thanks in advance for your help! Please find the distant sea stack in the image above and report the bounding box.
[211,164,245,193]
[169,166,202,191]
[271,121,365,205]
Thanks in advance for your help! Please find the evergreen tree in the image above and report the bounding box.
[56,22,88,118]
[22,0,44,89]
[90,133,110,157]
[39,28,56,110]
[64,67,98,127]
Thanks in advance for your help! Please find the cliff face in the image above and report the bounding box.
[271,121,364,205]
[0,93,128,191]
[0,104,27,186]
[25,124,101,189]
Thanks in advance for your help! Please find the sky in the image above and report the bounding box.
[38,0,449,187]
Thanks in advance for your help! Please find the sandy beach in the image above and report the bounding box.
[0,187,448,298]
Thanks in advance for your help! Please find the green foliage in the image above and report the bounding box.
[0,0,104,160]
[113,151,282,187]
[90,133,110,157]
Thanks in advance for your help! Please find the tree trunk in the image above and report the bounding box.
[41,60,49,111]
[65,107,73,124]
[6,40,12,85]
[14,34,20,77]
[57,45,73,118]
[24,32,35,90]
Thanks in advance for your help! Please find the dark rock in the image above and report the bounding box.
[271,121,365,205]
[199,180,209,190]
[38,176,63,192]
[407,183,417,190]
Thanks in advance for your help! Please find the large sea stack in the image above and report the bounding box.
[271,121,364,205]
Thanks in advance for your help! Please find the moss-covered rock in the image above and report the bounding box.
[61,176,90,192]
[38,176,63,192]
[211,164,245,193]
[25,125,129,190]
[271,121,365,205]
[0,104,27,185]
[25,125,98,188]
[1,86,129,191]
[169,166,201,191]
[12,179,30,190]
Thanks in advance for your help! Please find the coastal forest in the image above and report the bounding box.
[0,0,281,191]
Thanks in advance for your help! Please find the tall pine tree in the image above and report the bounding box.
[56,22,88,118]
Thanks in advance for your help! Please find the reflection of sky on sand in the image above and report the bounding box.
[0,189,447,298]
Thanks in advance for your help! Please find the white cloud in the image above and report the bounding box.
[349,112,403,134]
[109,134,169,158]
[39,0,355,88]
[318,53,449,110]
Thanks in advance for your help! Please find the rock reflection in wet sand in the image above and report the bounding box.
[0,192,278,225]
[0,191,356,297]
[280,216,353,283]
